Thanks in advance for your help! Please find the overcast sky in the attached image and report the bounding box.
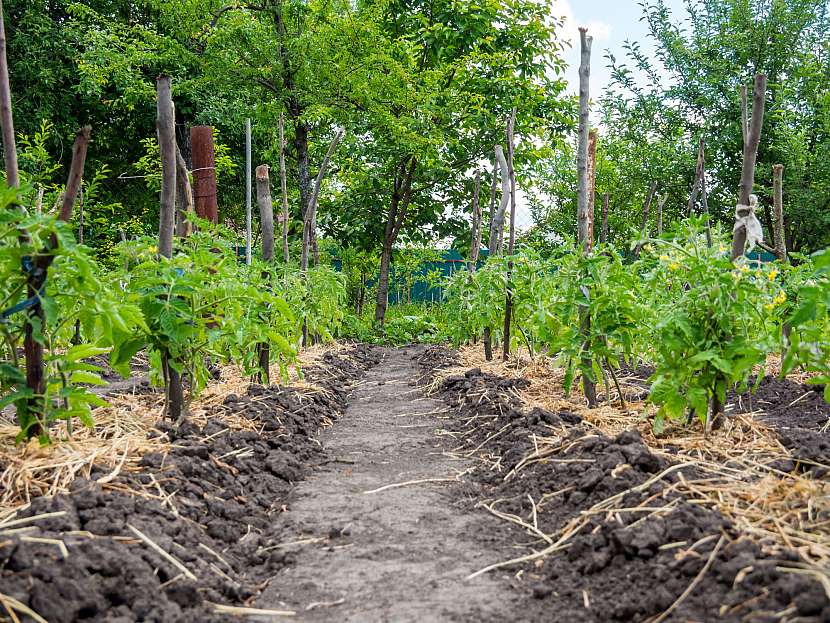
[513,0,690,229]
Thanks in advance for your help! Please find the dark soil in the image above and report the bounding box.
[0,344,382,623]
[415,345,830,623]
[733,375,830,473]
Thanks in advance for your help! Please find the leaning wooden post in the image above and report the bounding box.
[502,107,518,362]
[731,74,767,262]
[191,125,218,223]
[157,75,184,422]
[576,27,597,407]
[468,170,482,273]
[175,145,194,237]
[255,164,275,383]
[279,112,289,264]
[687,138,705,216]
[772,164,787,263]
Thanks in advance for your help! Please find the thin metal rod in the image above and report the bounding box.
[245,118,252,265]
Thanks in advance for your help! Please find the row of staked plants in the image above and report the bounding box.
[0,183,347,443]
[443,218,830,432]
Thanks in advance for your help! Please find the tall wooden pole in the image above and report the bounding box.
[577,27,597,407]
[502,108,517,362]
[256,164,275,384]
[157,75,184,422]
[587,129,597,251]
[731,74,767,261]
[191,126,218,223]
[279,112,289,263]
[245,118,252,265]
[175,145,194,237]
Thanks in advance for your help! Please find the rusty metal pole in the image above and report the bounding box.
[190,125,218,224]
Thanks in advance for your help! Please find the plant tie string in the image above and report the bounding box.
[733,194,764,252]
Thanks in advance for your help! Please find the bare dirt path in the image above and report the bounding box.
[256,346,514,622]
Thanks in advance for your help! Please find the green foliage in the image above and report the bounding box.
[0,186,144,442]
[782,249,830,401]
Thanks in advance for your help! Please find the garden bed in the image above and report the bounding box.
[416,345,830,622]
[0,344,382,622]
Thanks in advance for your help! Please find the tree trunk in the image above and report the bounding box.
[502,108,517,362]
[731,74,767,261]
[687,137,705,216]
[279,112,289,263]
[374,157,416,326]
[301,130,343,273]
[600,192,609,244]
[295,120,313,257]
[486,158,498,250]
[577,27,597,407]
[175,145,193,237]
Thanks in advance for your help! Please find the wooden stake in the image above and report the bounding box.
[587,129,597,250]
[191,126,218,223]
[487,146,510,255]
[175,145,193,237]
[577,27,597,407]
[656,194,666,236]
[502,108,517,362]
[279,112,289,264]
[468,170,482,272]
[157,76,176,259]
[633,181,657,259]
[245,118,252,265]
[256,165,275,263]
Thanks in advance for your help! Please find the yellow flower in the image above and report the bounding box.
[774,291,787,305]
[740,265,750,273]
[668,262,680,271]
[718,244,727,253]
[768,269,778,281]
[148,245,158,254]
[659,254,670,261]
[765,303,775,311]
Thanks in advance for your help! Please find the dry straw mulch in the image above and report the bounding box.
[429,345,830,589]
[0,343,344,524]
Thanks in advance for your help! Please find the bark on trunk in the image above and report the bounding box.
[374,157,417,326]
[279,112,289,263]
[731,74,767,261]
[486,159,498,249]
[191,125,218,223]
